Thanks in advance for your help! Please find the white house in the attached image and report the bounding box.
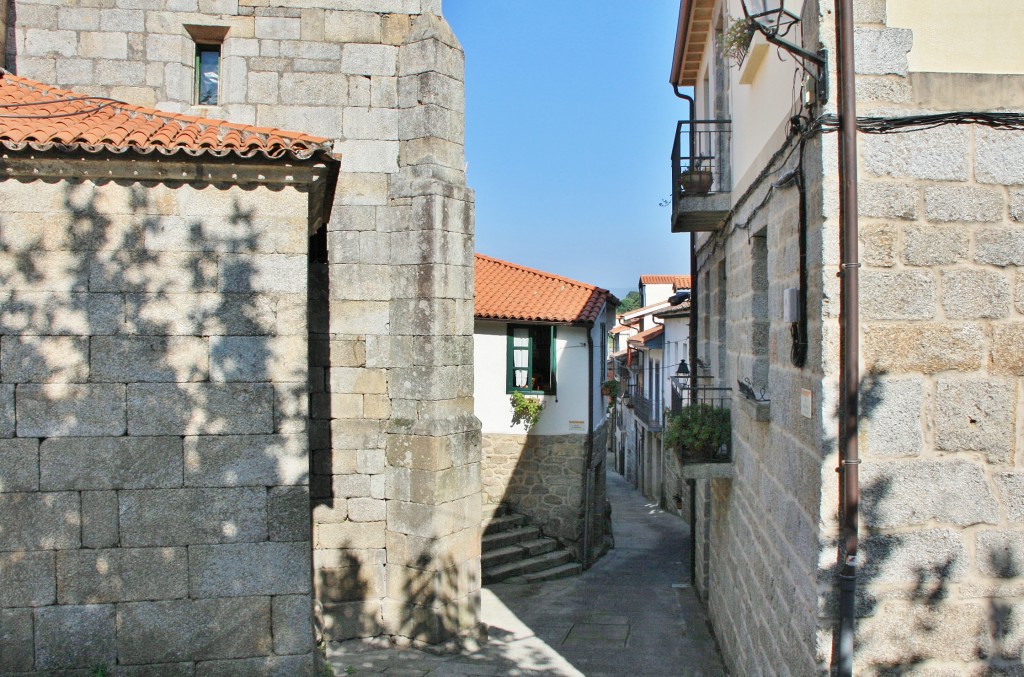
[474,254,617,566]
[610,275,691,496]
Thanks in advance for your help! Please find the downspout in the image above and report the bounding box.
[673,87,700,405]
[582,324,596,569]
[834,0,860,674]
[674,86,702,589]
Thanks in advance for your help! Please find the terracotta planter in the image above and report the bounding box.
[679,170,713,195]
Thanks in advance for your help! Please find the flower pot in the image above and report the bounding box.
[679,170,713,195]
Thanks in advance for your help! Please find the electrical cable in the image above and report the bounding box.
[817,111,1024,134]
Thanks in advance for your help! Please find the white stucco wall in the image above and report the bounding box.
[661,314,690,409]
[693,0,809,196]
[887,0,1024,75]
[474,321,594,436]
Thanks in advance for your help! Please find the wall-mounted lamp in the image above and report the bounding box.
[741,0,829,104]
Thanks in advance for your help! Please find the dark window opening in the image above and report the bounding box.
[507,325,557,395]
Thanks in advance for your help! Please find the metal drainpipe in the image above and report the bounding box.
[673,86,702,594]
[582,326,596,569]
[834,0,860,674]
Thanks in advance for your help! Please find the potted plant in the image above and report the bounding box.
[664,403,732,463]
[510,391,544,432]
[719,16,756,66]
[601,379,620,398]
[678,159,714,195]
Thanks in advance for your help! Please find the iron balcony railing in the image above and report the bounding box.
[671,119,732,213]
[668,374,733,464]
[628,392,663,432]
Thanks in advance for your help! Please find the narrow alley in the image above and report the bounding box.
[327,471,727,676]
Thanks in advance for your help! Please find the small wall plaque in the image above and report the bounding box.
[800,389,812,418]
[568,420,585,431]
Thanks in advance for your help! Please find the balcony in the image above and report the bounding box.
[628,391,663,432]
[671,119,731,233]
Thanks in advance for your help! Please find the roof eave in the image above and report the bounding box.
[670,0,716,88]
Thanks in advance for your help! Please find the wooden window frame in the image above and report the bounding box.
[506,324,557,395]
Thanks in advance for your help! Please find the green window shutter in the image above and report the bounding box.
[507,326,533,392]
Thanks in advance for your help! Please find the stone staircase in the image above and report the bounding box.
[481,508,582,584]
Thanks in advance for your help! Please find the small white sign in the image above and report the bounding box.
[568,420,585,431]
[800,389,812,418]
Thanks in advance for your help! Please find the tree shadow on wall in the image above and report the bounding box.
[823,371,1022,674]
[0,174,317,669]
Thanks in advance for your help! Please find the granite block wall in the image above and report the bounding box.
[8,0,480,649]
[691,1,1024,674]
[0,174,317,675]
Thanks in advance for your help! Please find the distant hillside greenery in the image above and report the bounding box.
[617,291,640,313]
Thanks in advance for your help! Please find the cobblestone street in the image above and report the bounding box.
[327,469,726,676]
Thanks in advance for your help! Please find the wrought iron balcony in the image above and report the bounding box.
[671,119,732,233]
[668,375,732,465]
[628,392,663,432]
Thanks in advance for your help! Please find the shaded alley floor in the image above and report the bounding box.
[326,469,727,676]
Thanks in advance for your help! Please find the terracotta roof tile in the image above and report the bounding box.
[640,274,692,289]
[628,325,664,346]
[475,253,617,324]
[0,72,333,160]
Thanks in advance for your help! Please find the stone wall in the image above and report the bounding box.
[0,172,317,675]
[691,1,1024,674]
[7,0,479,655]
[839,4,1024,672]
[694,152,827,675]
[482,424,609,561]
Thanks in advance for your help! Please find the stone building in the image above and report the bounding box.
[670,0,1024,674]
[473,254,616,568]
[1,1,478,674]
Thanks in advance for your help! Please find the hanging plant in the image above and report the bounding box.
[719,17,756,66]
[510,391,544,432]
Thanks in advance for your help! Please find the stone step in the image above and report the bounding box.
[521,562,583,583]
[481,544,526,569]
[482,525,540,551]
[483,513,526,535]
[484,549,574,583]
[518,537,558,557]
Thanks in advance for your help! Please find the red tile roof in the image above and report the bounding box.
[0,72,333,160]
[640,274,692,289]
[628,324,664,346]
[475,253,617,324]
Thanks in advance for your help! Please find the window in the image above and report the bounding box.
[184,25,230,107]
[507,325,556,394]
[195,44,221,105]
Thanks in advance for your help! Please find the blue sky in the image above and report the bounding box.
[444,1,692,297]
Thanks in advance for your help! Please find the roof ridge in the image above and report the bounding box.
[474,253,609,295]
